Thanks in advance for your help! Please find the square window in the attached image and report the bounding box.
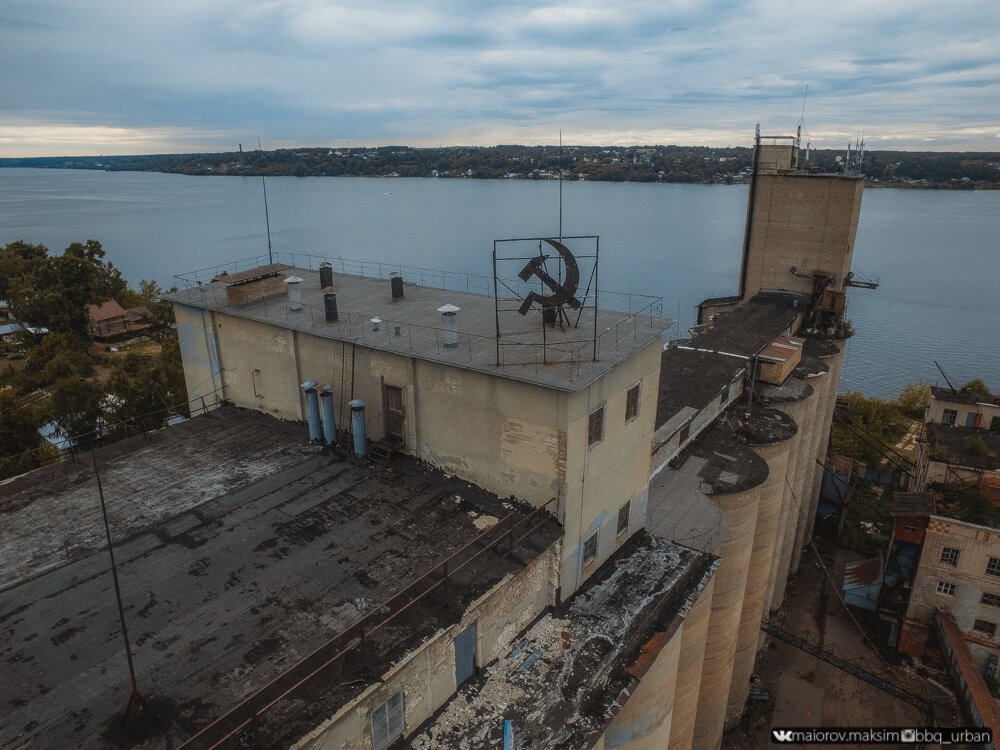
[987,558,1000,577]
[371,690,404,750]
[936,581,956,595]
[588,407,604,447]
[940,547,960,567]
[582,531,599,564]
[974,619,997,638]
[617,501,631,536]
[942,409,957,426]
[625,384,641,422]
[904,524,916,533]
[982,593,1000,608]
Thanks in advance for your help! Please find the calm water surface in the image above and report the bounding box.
[1,168,997,398]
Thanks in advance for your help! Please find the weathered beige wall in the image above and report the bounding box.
[767,397,807,612]
[295,543,560,750]
[692,485,761,750]
[174,303,224,411]
[727,439,791,725]
[802,347,844,548]
[927,396,1000,429]
[178,304,664,599]
[668,574,716,749]
[789,376,823,573]
[603,628,683,749]
[742,174,864,300]
[560,338,665,596]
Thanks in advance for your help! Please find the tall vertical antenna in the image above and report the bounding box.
[92,448,144,722]
[558,129,564,241]
[259,139,274,265]
[799,85,809,131]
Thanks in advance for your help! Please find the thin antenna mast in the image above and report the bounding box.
[92,448,144,722]
[558,130,563,241]
[259,139,274,265]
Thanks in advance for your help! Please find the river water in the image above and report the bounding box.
[1,168,997,398]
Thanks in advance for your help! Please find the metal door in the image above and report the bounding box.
[454,623,476,687]
[383,385,405,445]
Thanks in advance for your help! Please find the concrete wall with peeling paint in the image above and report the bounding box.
[294,543,560,750]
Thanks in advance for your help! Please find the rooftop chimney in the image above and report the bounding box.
[285,275,303,311]
[390,272,404,301]
[438,304,460,348]
[319,262,333,290]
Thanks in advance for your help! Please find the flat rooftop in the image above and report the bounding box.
[655,292,816,431]
[407,532,716,749]
[166,264,673,393]
[0,408,560,749]
[925,422,1000,470]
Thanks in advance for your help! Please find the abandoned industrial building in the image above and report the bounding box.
[2,128,885,749]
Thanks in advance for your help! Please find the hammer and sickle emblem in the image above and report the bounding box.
[516,238,582,316]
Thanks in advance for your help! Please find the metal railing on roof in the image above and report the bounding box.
[172,252,663,318]
[171,256,667,374]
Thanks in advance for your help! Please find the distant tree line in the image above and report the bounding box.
[3,145,998,189]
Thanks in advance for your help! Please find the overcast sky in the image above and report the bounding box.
[2,0,998,157]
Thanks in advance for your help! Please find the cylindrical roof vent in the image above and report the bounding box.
[324,292,339,322]
[319,262,333,290]
[285,275,303,311]
[438,304,460,348]
[371,317,381,332]
[390,273,404,301]
[349,399,367,456]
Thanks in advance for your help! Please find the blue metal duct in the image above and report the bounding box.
[305,388,322,442]
[349,399,367,456]
[320,388,336,444]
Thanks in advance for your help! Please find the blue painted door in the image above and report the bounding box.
[454,623,477,687]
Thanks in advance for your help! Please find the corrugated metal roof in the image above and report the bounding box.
[936,610,1000,733]
[844,556,882,587]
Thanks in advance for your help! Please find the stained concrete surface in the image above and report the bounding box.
[0,407,560,749]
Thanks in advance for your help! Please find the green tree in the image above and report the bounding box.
[48,377,104,448]
[963,378,991,395]
[932,482,993,525]
[0,385,45,478]
[896,381,930,419]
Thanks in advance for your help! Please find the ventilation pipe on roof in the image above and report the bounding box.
[320,386,336,444]
[324,292,338,322]
[350,399,367,456]
[319,262,333,290]
[286,275,303,311]
[438,304,460,348]
[371,317,381,332]
[302,382,321,441]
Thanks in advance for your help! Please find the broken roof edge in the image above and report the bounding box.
[405,532,716,749]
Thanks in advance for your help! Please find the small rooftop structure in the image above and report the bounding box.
[931,385,998,407]
[893,491,936,518]
[0,407,561,749]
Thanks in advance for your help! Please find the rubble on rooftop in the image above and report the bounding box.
[407,533,717,750]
